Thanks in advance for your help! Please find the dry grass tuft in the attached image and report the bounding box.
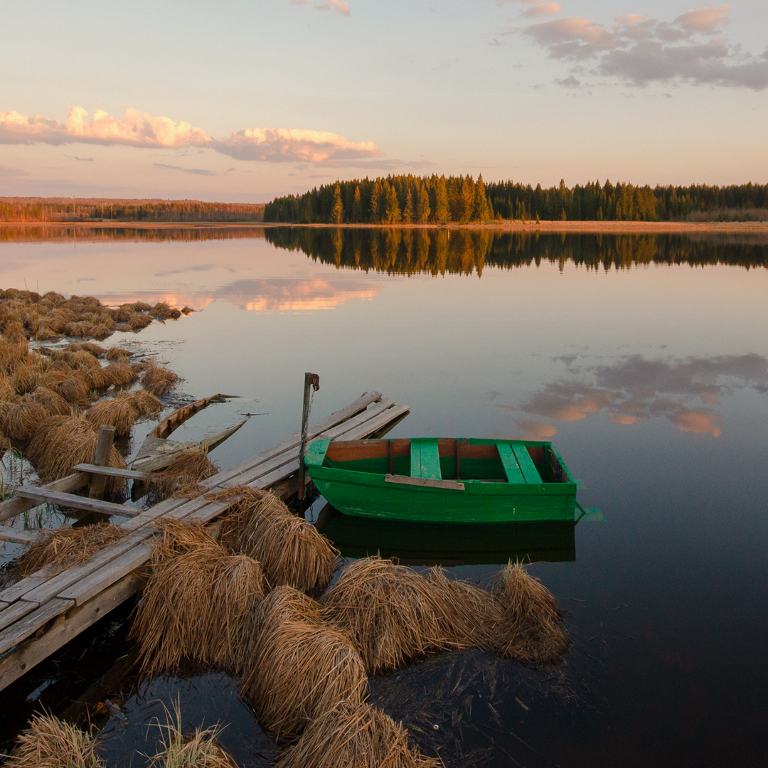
[104,361,138,387]
[104,346,133,361]
[493,562,569,663]
[141,362,181,395]
[86,397,138,437]
[0,396,51,441]
[5,712,104,768]
[45,369,92,408]
[241,585,368,741]
[152,302,182,320]
[133,525,265,675]
[129,313,154,331]
[148,450,218,502]
[0,339,29,373]
[220,491,338,594]
[126,388,163,416]
[426,567,505,652]
[4,320,27,343]
[151,518,218,562]
[29,386,72,417]
[11,523,127,579]
[322,557,452,675]
[274,700,441,768]
[27,415,126,486]
[148,705,237,768]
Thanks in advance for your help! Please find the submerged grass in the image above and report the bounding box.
[141,362,181,396]
[274,700,441,768]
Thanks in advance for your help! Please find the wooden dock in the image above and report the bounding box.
[0,391,408,691]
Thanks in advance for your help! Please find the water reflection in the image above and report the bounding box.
[506,353,768,438]
[316,506,576,565]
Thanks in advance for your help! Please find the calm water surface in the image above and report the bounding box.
[1,227,767,767]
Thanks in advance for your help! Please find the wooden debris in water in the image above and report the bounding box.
[141,362,181,396]
[241,585,367,741]
[132,523,265,675]
[5,711,104,768]
[322,556,452,675]
[11,523,127,579]
[493,561,569,663]
[273,700,441,768]
[219,490,338,594]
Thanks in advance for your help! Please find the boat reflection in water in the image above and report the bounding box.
[315,505,575,565]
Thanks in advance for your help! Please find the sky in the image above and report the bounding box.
[1,0,766,202]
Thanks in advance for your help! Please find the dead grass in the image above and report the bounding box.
[5,712,104,768]
[104,346,133,361]
[44,369,92,408]
[151,518,218,562]
[126,389,163,416]
[104,361,138,387]
[148,450,218,502]
[0,339,29,373]
[132,523,265,675]
[29,386,72,417]
[86,397,138,437]
[493,561,569,663]
[11,523,127,579]
[0,396,51,441]
[219,491,338,594]
[4,320,27,343]
[273,700,441,768]
[26,415,126,487]
[141,362,181,395]
[152,302,182,320]
[148,704,237,768]
[322,557,452,675]
[10,360,47,395]
[129,313,154,331]
[241,585,368,741]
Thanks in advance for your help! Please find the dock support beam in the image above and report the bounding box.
[297,372,320,501]
[89,426,115,499]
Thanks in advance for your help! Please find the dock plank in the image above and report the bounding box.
[0,473,89,523]
[0,600,39,632]
[72,464,150,481]
[0,525,42,545]
[0,576,49,605]
[0,598,74,655]
[14,488,140,518]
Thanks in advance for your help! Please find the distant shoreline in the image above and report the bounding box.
[1,220,768,233]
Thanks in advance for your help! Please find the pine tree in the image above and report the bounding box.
[331,184,344,224]
[369,179,382,223]
[402,188,414,223]
[416,182,430,223]
[352,185,362,223]
[473,174,490,222]
[434,176,449,224]
[385,183,402,223]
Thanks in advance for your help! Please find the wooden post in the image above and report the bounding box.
[89,426,115,499]
[297,373,320,501]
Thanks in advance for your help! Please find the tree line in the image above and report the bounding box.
[0,198,265,223]
[264,176,768,223]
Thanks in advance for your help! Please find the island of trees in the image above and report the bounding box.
[263,175,768,224]
[0,198,265,223]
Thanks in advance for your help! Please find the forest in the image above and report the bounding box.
[263,176,768,224]
[0,198,265,223]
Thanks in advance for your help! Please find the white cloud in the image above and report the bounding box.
[0,107,381,166]
[519,6,768,90]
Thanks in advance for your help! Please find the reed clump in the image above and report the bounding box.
[273,700,441,768]
[322,557,452,675]
[132,521,266,675]
[141,362,181,395]
[86,396,138,437]
[0,396,51,441]
[241,585,368,741]
[5,712,104,768]
[148,449,218,501]
[219,490,338,594]
[493,561,569,663]
[11,523,127,579]
[104,346,133,361]
[26,415,126,487]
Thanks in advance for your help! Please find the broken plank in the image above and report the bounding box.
[0,525,42,545]
[0,597,74,655]
[73,464,150,481]
[0,600,39,632]
[0,473,89,523]
[0,575,48,605]
[14,488,140,518]
[0,574,143,690]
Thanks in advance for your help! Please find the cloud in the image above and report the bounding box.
[496,0,561,17]
[669,410,722,436]
[0,107,381,167]
[0,164,30,177]
[521,6,768,90]
[293,0,350,15]
[153,163,217,176]
[214,128,381,165]
[516,419,558,438]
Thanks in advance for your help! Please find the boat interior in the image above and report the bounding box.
[321,438,571,484]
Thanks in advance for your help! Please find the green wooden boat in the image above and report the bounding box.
[305,437,581,523]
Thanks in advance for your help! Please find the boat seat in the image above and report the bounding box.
[497,442,542,484]
[410,438,442,481]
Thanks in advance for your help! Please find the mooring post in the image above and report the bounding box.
[89,425,116,499]
[297,372,320,501]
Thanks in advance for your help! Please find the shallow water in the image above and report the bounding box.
[1,227,767,766]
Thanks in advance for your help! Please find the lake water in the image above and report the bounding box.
[1,227,767,767]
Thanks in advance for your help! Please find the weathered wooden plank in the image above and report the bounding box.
[19,529,152,606]
[497,442,525,485]
[411,439,442,480]
[14,488,140,518]
[511,444,542,484]
[0,574,143,690]
[0,598,74,655]
[0,473,89,523]
[204,391,382,488]
[59,544,152,605]
[385,475,465,491]
[0,599,39,632]
[73,464,150,480]
[0,576,48,605]
[0,525,42,545]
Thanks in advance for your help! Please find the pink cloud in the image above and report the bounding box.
[669,410,722,437]
[675,5,730,33]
